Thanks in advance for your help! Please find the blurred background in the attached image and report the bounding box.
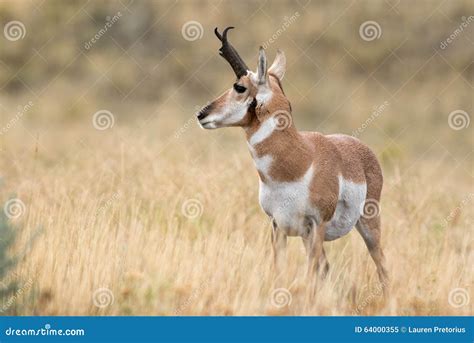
[0,0,472,315]
[0,0,472,157]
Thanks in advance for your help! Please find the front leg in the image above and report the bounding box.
[305,218,327,281]
[271,218,287,278]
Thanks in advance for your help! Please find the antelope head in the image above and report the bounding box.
[197,27,289,130]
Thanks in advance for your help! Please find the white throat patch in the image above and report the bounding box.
[248,118,277,146]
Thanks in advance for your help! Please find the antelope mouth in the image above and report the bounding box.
[198,119,218,130]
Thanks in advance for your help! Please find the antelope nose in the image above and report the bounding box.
[197,103,213,121]
[197,110,207,121]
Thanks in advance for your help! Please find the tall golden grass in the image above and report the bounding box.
[1,115,472,316]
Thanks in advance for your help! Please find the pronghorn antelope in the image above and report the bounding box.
[197,27,388,287]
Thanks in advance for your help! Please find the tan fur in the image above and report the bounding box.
[199,51,387,289]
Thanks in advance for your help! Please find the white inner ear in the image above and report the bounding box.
[257,49,267,85]
[268,50,286,80]
[248,71,272,105]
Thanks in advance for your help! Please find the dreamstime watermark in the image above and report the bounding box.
[174,111,198,140]
[359,21,382,41]
[352,281,387,315]
[448,110,470,130]
[271,110,292,130]
[3,198,26,219]
[181,198,203,219]
[443,192,474,227]
[359,199,381,219]
[352,101,389,137]
[0,101,34,135]
[96,192,121,216]
[262,12,300,49]
[181,21,203,41]
[0,273,34,313]
[440,16,474,50]
[4,21,26,41]
[448,288,470,308]
[92,110,115,130]
[5,323,85,337]
[92,287,114,308]
[84,12,123,50]
[175,279,210,315]
[270,288,292,308]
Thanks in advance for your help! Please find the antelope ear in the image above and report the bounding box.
[256,46,267,85]
[268,49,286,80]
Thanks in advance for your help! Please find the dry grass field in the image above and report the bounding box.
[1,116,472,316]
[0,0,472,316]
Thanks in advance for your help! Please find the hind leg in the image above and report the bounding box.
[356,216,389,291]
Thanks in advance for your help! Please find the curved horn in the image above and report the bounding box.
[214,27,249,78]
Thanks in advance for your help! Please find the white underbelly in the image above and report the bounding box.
[259,171,366,240]
[325,177,367,241]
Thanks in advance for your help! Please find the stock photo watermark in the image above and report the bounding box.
[359,21,382,41]
[272,110,293,130]
[443,192,474,227]
[3,198,26,219]
[92,110,115,130]
[92,287,115,308]
[181,198,203,220]
[448,287,470,308]
[448,110,470,130]
[261,12,300,49]
[359,199,381,219]
[181,21,204,42]
[0,101,34,136]
[440,16,474,50]
[3,20,26,41]
[270,288,292,308]
[352,101,389,138]
[84,11,123,50]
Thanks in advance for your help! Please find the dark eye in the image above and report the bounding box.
[233,83,247,93]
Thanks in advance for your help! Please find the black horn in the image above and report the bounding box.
[214,27,249,78]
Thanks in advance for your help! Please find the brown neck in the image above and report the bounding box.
[244,115,313,182]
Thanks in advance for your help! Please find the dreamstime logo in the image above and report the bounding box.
[4,21,26,41]
[448,288,470,308]
[175,279,210,315]
[359,199,380,219]
[3,198,26,219]
[359,21,382,41]
[448,110,470,130]
[0,100,34,136]
[96,192,121,216]
[92,110,115,130]
[0,273,34,313]
[440,16,474,50]
[181,198,203,219]
[181,21,203,41]
[444,193,474,227]
[84,11,123,50]
[352,101,389,137]
[174,110,198,140]
[272,110,292,130]
[352,281,387,315]
[92,287,114,308]
[262,12,300,49]
[270,288,292,308]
